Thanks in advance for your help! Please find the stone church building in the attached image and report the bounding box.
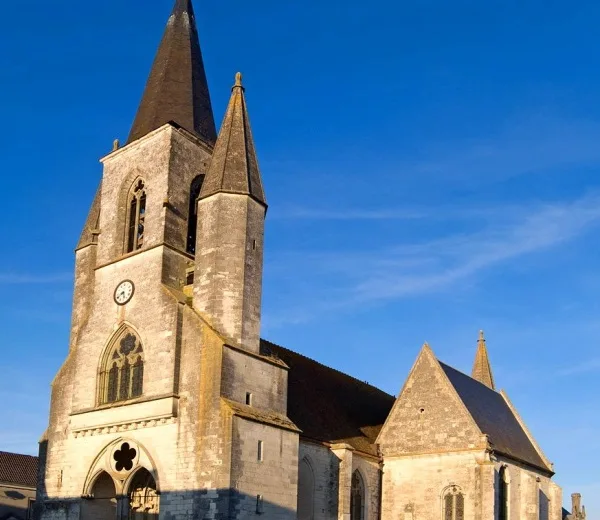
[35,1,577,519]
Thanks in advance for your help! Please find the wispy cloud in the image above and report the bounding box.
[354,194,600,300]
[272,205,516,221]
[411,115,600,183]
[264,194,600,328]
[273,207,429,220]
[558,357,600,376]
[0,273,72,284]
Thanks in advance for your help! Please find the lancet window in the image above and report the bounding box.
[499,467,509,520]
[443,486,465,520]
[127,179,147,253]
[99,328,144,405]
[186,175,205,255]
[350,470,365,520]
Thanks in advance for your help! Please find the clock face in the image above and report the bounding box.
[114,280,135,305]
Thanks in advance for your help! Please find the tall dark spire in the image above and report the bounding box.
[471,330,495,390]
[127,0,217,145]
[199,73,266,206]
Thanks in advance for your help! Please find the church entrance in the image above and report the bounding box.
[127,468,159,519]
[82,471,117,519]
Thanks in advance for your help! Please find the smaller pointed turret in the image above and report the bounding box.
[193,73,266,352]
[199,73,266,206]
[471,330,495,390]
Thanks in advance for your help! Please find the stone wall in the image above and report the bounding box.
[230,417,299,519]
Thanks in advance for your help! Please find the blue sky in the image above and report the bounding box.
[1,0,600,514]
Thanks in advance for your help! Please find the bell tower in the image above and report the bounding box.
[37,2,300,519]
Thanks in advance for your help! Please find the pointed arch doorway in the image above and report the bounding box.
[81,471,117,519]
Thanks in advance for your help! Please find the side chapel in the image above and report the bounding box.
[35,1,577,519]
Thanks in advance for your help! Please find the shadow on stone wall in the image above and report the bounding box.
[0,504,28,520]
[539,489,550,520]
[35,440,298,519]
[37,489,296,519]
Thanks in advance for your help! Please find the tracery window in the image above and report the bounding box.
[443,486,465,520]
[350,470,365,520]
[499,467,509,520]
[99,328,144,405]
[127,179,147,253]
[186,175,205,255]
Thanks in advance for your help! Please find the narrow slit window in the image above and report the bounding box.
[258,440,264,461]
[246,392,253,406]
[186,175,205,254]
[256,495,264,514]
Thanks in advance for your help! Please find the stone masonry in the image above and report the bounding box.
[35,1,576,519]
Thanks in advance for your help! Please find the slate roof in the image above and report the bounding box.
[199,73,266,206]
[261,340,395,456]
[127,0,217,145]
[223,398,301,433]
[440,362,551,473]
[0,451,38,488]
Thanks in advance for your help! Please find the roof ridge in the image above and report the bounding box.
[260,338,394,398]
[438,360,499,393]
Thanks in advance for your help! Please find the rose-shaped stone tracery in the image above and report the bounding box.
[113,442,137,472]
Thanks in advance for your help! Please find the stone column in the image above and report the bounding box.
[331,443,355,520]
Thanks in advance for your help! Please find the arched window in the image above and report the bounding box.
[443,486,465,520]
[186,175,205,255]
[99,328,144,405]
[128,468,159,518]
[350,470,365,520]
[297,457,315,520]
[499,467,509,520]
[126,179,147,253]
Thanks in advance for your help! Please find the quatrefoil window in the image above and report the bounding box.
[114,442,137,472]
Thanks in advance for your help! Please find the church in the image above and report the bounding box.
[35,1,580,519]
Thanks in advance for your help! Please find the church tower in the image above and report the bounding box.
[36,2,299,519]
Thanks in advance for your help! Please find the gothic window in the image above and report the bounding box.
[443,486,465,520]
[127,179,147,253]
[186,175,205,255]
[128,468,159,519]
[99,328,144,405]
[499,467,509,520]
[350,470,365,520]
[297,458,315,520]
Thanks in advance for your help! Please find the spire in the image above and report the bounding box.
[199,73,266,205]
[471,330,495,390]
[127,0,217,145]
